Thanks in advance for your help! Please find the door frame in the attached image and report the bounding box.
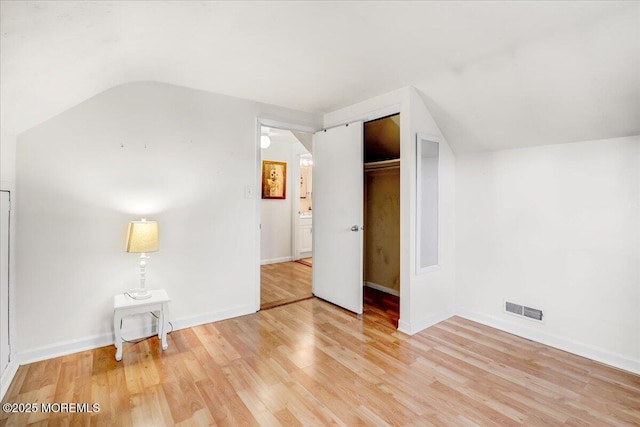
[255,103,402,315]
[254,118,318,312]
[292,152,311,261]
[0,181,17,400]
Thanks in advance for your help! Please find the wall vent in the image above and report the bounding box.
[505,301,543,322]
[505,301,523,315]
[523,306,543,321]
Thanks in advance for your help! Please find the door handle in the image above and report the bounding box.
[351,225,359,232]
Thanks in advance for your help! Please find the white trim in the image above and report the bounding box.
[255,118,263,312]
[171,303,255,331]
[260,256,293,265]
[20,331,119,366]
[325,104,402,129]
[397,319,411,334]
[292,153,305,261]
[259,119,317,135]
[415,133,443,275]
[0,181,15,191]
[456,307,640,375]
[397,307,454,335]
[15,303,255,367]
[292,154,301,261]
[364,281,399,297]
[0,359,18,400]
[0,185,16,395]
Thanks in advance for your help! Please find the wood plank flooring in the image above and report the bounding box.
[364,286,399,328]
[260,261,312,310]
[2,295,639,426]
[295,258,312,267]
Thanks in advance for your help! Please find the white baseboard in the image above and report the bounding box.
[397,307,454,335]
[456,307,640,375]
[1,358,19,400]
[171,304,255,331]
[15,304,256,368]
[260,256,293,265]
[364,281,399,297]
[19,332,115,366]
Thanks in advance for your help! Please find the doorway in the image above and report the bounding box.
[363,114,401,326]
[311,112,401,326]
[256,113,401,327]
[259,125,314,310]
[296,153,313,266]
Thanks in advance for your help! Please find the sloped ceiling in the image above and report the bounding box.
[1,1,638,153]
[364,115,400,163]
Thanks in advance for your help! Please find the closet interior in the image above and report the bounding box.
[363,114,400,301]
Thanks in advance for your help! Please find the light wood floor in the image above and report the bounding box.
[2,295,639,426]
[260,261,312,310]
[364,286,399,328]
[295,257,312,267]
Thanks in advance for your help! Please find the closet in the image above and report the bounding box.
[363,114,400,298]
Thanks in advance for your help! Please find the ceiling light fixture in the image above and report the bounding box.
[260,135,271,149]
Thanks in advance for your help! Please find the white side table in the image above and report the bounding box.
[113,289,171,361]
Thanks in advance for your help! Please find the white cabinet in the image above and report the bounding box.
[299,217,313,255]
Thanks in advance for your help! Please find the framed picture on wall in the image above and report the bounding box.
[262,160,287,199]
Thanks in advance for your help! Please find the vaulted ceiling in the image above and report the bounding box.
[1,1,638,153]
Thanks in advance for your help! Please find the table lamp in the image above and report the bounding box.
[125,218,158,299]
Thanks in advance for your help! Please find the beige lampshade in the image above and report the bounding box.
[125,220,159,253]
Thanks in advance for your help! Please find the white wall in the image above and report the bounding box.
[405,88,456,333]
[455,136,640,373]
[1,127,16,184]
[15,82,321,360]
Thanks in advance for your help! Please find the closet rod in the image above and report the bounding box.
[364,159,400,171]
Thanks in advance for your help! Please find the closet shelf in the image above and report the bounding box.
[364,159,400,171]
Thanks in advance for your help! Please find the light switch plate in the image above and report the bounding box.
[244,185,255,199]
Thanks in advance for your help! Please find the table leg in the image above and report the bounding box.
[157,309,163,340]
[114,311,123,361]
[160,303,168,350]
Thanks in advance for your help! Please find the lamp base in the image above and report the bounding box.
[128,288,152,300]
